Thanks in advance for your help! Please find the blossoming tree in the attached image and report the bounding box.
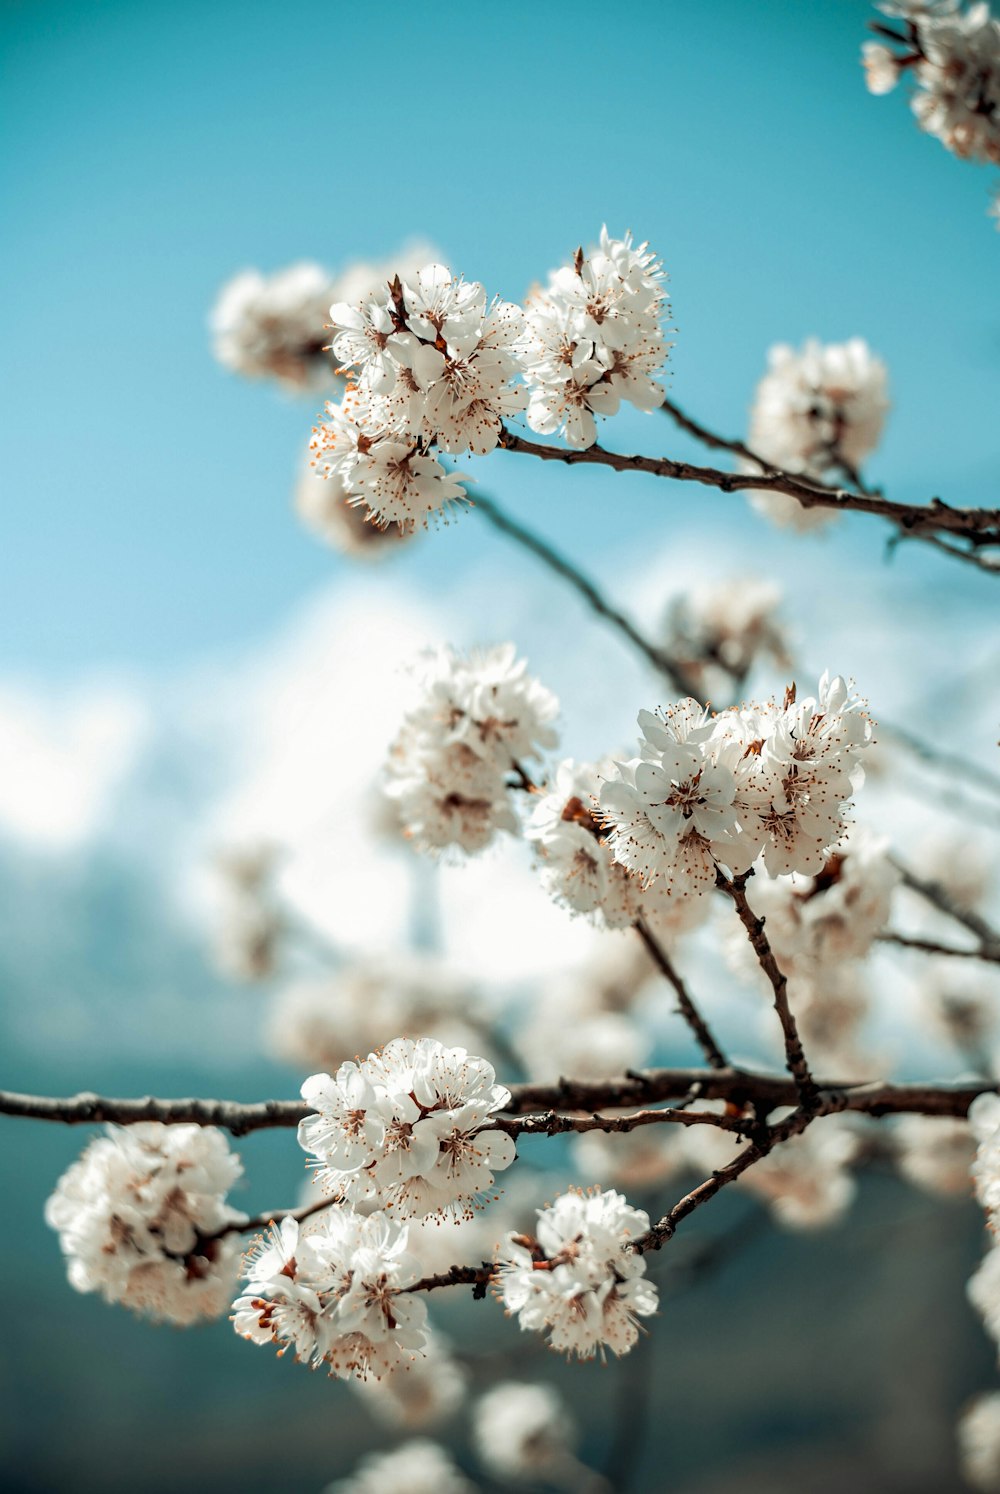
[6,4,1000,1489]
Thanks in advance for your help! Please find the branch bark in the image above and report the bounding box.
[1,1071,989,1132]
[497,428,1000,569]
[715,870,817,1106]
[633,918,728,1068]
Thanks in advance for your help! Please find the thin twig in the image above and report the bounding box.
[877,931,1000,965]
[893,858,1000,956]
[632,1104,820,1253]
[471,489,694,694]
[633,918,728,1069]
[716,870,817,1106]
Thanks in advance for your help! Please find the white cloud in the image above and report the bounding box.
[0,683,147,851]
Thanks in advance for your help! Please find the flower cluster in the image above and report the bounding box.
[600,675,873,895]
[210,242,439,391]
[863,3,1000,221]
[522,228,670,449]
[232,1211,427,1380]
[211,261,337,389]
[209,841,283,981]
[745,338,889,529]
[45,1123,246,1324]
[310,263,527,528]
[351,1325,467,1429]
[495,1187,657,1359]
[297,1037,516,1218]
[385,643,559,855]
[472,1381,576,1483]
[323,1439,478,1494]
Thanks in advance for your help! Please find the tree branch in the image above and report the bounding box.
[893,858,1000,958]
[633,918,728,1068]
[497,428,1000,568]
[1,1071,990,1133]
[715,870,817,1106]
[877,931,1000,964]
[471,489,696,695]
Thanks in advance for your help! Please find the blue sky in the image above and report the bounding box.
[2,0,998,678]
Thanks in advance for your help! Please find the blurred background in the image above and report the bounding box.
[2,0,999,1489]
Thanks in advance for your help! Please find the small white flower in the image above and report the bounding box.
[473,1381,576,1482]
[322,1439,478,1494]
[45,1123,246,1325]
[233,1208,429,1381]
[495,1187,657,1360]
[297,1038,516,1218]
[523,229,671,449]
[386,644,559,856]
[211,261,336,389]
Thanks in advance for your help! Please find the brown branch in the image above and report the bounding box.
[409,1262,494,1296]
[658,395,776,471]
[715,870,817,1106]
[2,1071,990,1133]
[633,918,728,1069]
[877,931,1000,965]
[893,858,1000,957]
[632,1104,819,1253]
[0,1090,308,1134]
[492,1106,750,1139]
[497,428,1000,567]
[471,490,696,695]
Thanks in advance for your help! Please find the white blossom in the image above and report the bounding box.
[211,262,337,389]
[323,1439,478,1494]
[210,241,442,392]
[862,39,903,93]
[385,643,559,856]
[744,338,889,529]
[209,841,283,981]
[495,1187,657,1360]
[600,676,873,895]
[45,1123,246,1324]
[472,1381,576,1482]
[297,1038,516,1218]
[523,228,671,449]
[232,1209,428,1380]
[661,576,791,697]
[959,1391,1000,1492]
[309,260,527,529]
[864,4,1000,214]
[525,757,643,926]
